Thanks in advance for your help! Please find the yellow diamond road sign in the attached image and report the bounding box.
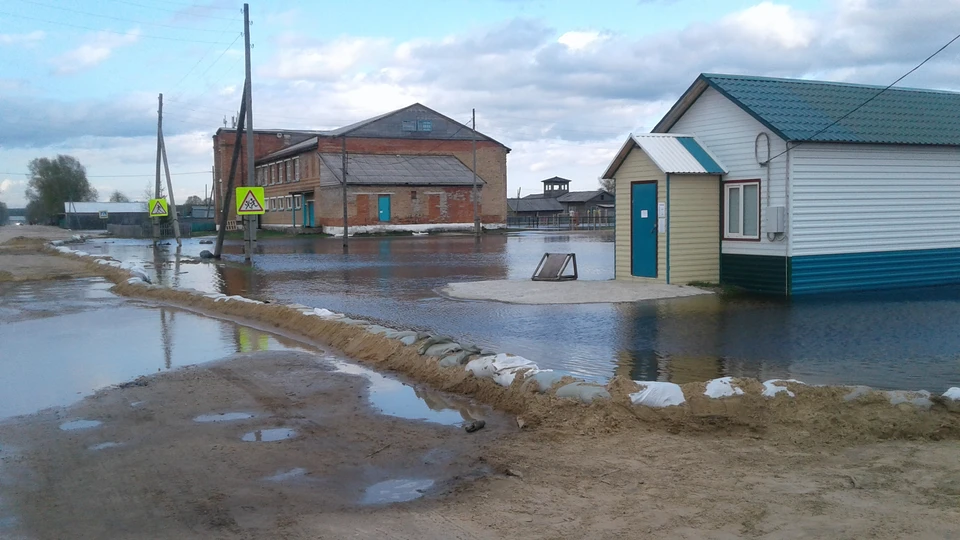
[148,198,168,217]
[236,187,265,215]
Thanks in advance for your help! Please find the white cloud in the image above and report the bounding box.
[52,29,141,75]
[558,31,605,51]
[722,2,816,49]
[0,31,45,46]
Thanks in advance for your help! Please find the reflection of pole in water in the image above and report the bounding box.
[159,308,173,370]
[152,244,165,287]
[173,245,182,288]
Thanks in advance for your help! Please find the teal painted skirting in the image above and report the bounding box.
[791,248,960,294]
[720,254,789,295]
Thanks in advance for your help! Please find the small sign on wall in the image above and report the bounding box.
[658,202,666,218]
[641,210,649,219]
[658,218,666,233]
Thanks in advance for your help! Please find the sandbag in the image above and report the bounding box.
[703,377,744,398]
[418,336,456,355]
[520,370,565,393]
[630,381,685,408]
[555,382,610,404]
[424,342,463,358]
[439,351,472,368]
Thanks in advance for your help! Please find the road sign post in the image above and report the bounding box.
[149,198,169,218]
[236,187,266,216]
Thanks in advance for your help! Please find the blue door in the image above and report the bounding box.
[303,200,314,227]
[378,195,391,222]
[631,182,657,277]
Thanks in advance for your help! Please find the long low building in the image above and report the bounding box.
[212,103,510,233]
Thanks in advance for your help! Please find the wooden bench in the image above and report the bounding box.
[532,253,578,281]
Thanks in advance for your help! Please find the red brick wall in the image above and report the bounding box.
[316,185,495,227]
[212,130,302,223]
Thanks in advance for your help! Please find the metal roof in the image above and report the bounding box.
[656,73,960,145]
[557,190,610,203]
[507,198,564,213]
[318,153,487,186]
[63,202,148,213]
[257,137,318,164]
[601,134,726,179]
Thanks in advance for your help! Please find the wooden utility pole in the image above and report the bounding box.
[158,94,181,246]
[471,108,480,237]
[213,81,248,258]
[242,3,256,261]
[341,136,349,250]
[153,94,162,243]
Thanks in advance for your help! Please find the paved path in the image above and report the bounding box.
[440,279,711,304]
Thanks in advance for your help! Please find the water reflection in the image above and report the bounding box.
[85,234,960,392]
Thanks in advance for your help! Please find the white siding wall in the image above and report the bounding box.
[791,143,960,257]
[668,86,789,256]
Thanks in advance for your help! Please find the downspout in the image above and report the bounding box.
[665,173,670,284]
[785,141,792,295]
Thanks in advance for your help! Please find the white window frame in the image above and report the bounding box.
[294,195,302,210]
[723,181,761,240]
[286,195,292,209]
[269,165,275,185]
[294,157,301,182]
[286,159,293,183]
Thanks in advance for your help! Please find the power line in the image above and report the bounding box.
[104,0,239,20]
[138,0,236,11]
[1,171,212,178]
[17,0,235,33]
[0,10,235,44]
[169,31,243,97]
[766,31,960,163]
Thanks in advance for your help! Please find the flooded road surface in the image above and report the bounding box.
[0,278,484,422]
[84,232,960,392]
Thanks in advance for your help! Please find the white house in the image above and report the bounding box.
[603,73,960,295]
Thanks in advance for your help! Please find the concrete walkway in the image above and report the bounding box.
[440,279,711,305]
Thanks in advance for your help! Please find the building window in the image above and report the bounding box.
[411,190,417,200]
[269,165,275,185]
[402,120,417,131]
[294,158,301,182]
[286,196,292,209]
[286,160,293,183]
[295,195,302,210]
[724,181,760,240]
[418,120,432,132]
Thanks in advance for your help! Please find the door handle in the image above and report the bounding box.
[651,225,657,234]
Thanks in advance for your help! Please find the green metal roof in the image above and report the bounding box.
[695,74,960,145]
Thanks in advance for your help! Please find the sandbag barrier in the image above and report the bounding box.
[45,240,960,442]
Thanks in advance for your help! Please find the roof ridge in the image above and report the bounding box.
[703,72,960,96]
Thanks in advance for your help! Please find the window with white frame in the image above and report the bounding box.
[294,195,302,210]
[286,195,292,209]
[724,181,760,239]
[294,157,301,182]
[286,160,293,183]
[269,198,276,212]
[270,165,275,185]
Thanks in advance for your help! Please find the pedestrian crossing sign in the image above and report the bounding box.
[149,198,168,217]
[236,187,266,215]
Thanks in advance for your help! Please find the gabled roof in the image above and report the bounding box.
[317,153,487,187]
[654,73,960,145]
[541,176,571,184]
[507,197,564,213]
[557,190,610,203]
[257,137,318,164]
[601,134,726,179]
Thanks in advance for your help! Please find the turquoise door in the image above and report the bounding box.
[378,195,391,222]
[303,200,314,227]
[631,182,657,277]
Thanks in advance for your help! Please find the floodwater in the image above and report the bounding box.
[0,278,487,421]
[361,478,435,505]
[83,233,960,392]
[241,428,297,442]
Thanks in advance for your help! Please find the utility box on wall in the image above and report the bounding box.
[766,206,786,233]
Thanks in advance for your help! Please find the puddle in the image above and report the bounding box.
[241,428,297,442]
[361,478,435,505]
[89,442,123,451]
[330,359,481,426]
[59,420,102,431]
[264,468,308,482]
[194,412,256,423]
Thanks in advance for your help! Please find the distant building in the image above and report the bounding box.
[61,202,148,229]
[508,177,614,218]
[212,103,510,233]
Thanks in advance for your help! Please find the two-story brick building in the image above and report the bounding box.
[211,103,509,233]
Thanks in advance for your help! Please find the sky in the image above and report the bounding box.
[2,0,960,207]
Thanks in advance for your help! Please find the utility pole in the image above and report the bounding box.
[213,80,248,258]
[341,137,349,251]
[153,94,162,244]
[471,108,480,237]
[158,93,181,246]
[242,2,256,261]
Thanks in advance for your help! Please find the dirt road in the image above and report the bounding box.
[1,226,959,538]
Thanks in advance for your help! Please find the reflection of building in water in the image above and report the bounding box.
[613,296,799,383]
[216,235,510,300]
[413,386,484,422]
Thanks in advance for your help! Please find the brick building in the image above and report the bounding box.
[211,103,509,233]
